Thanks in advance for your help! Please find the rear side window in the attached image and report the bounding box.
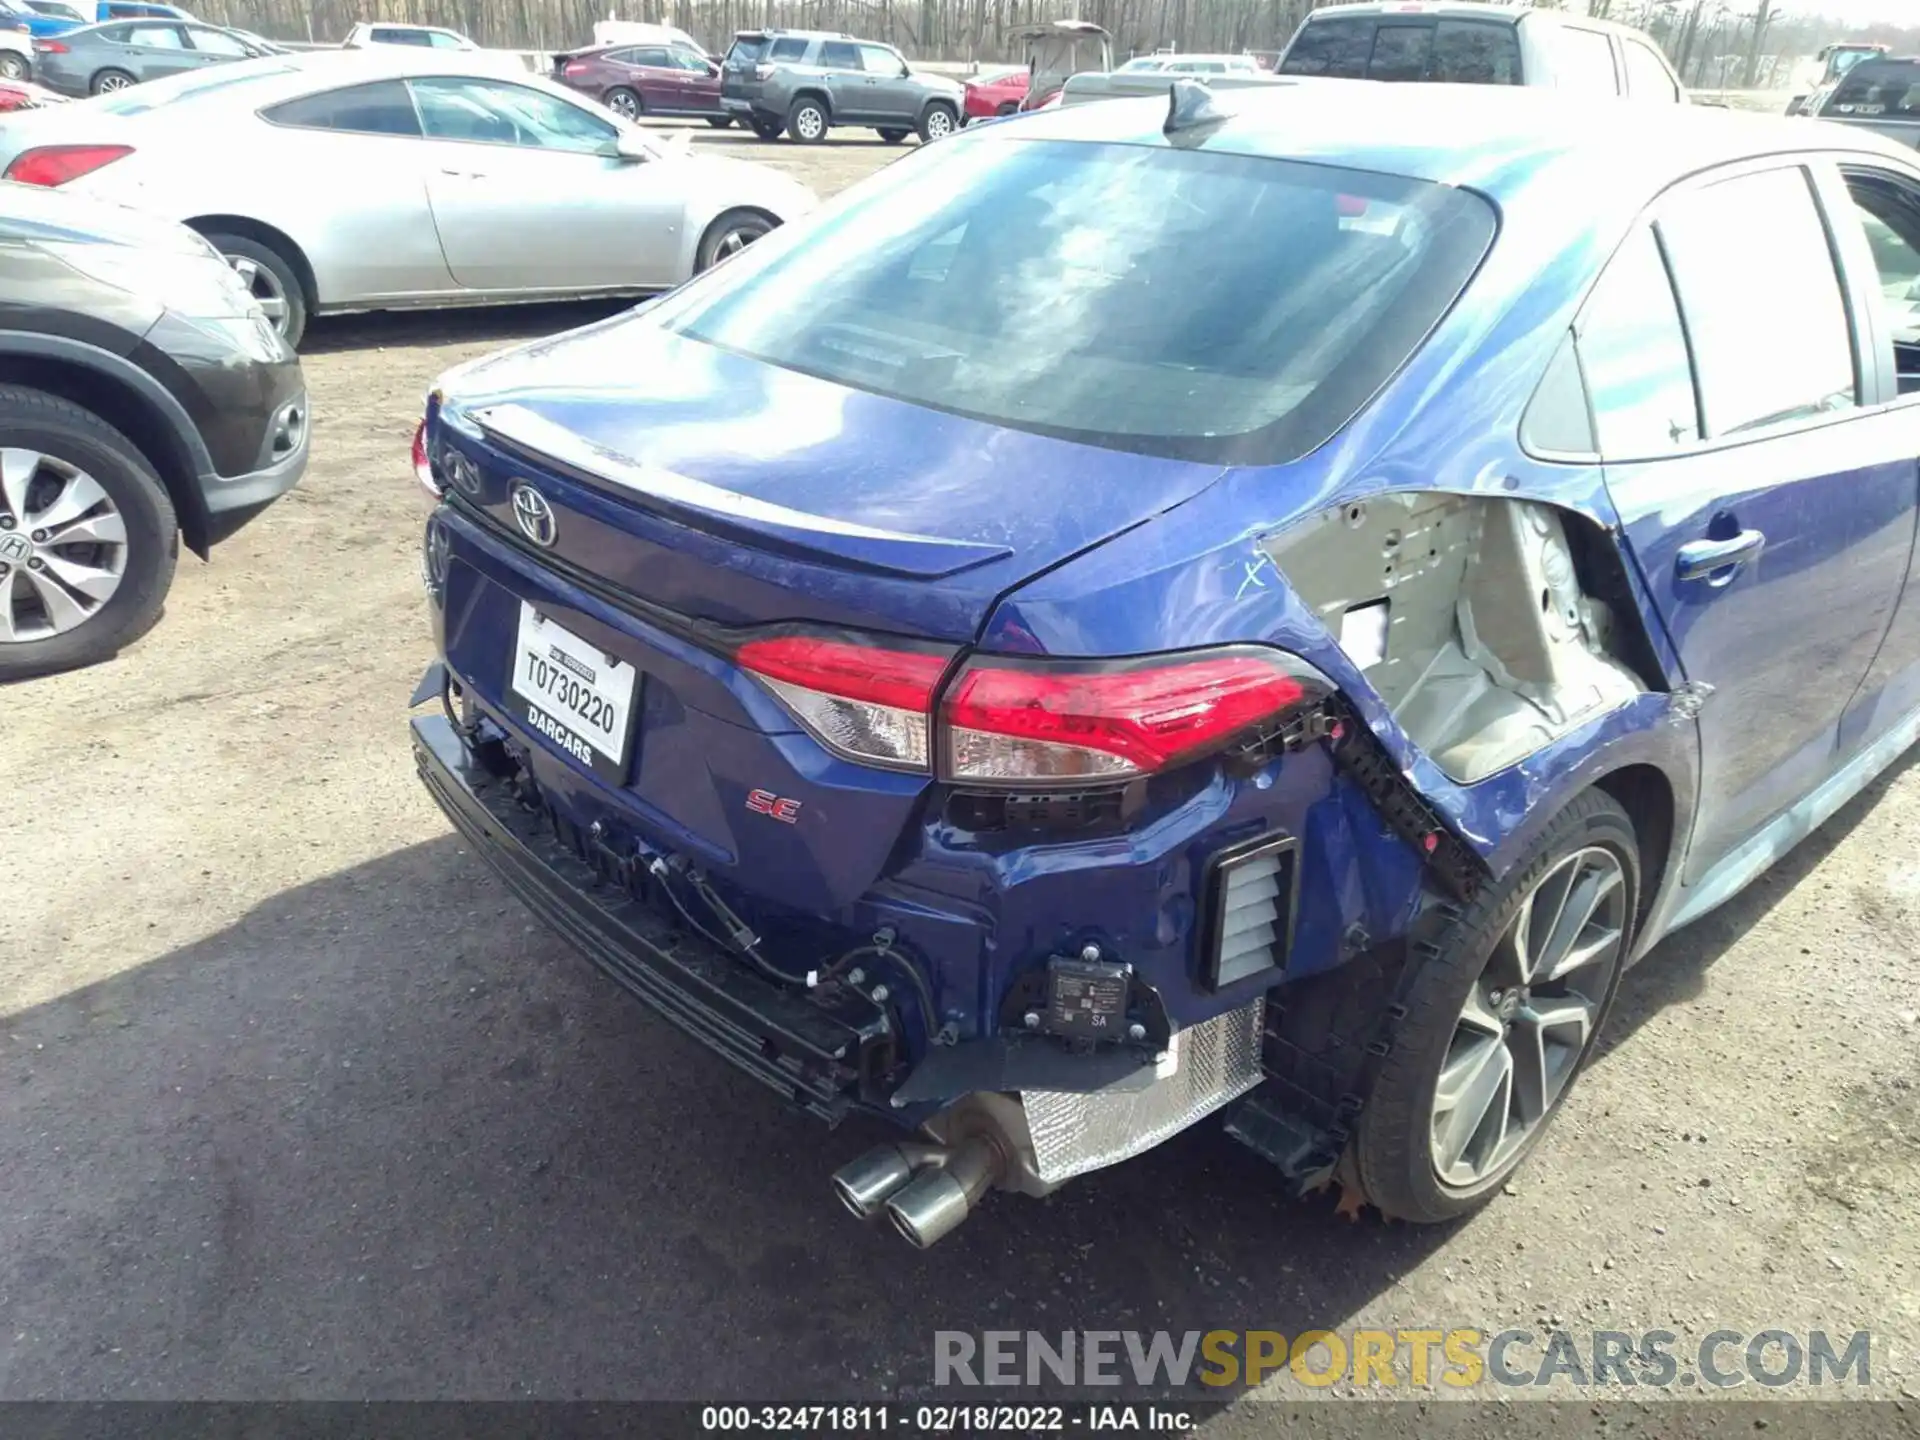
[1552,27,1619,94]
[264,78,422,136]
[371,27,431,46]
[1621,38,1677,100]
[768,36,808,61]
[1280,17,1372,78]
[123,22,182,46]
[819,40,859,68]
[662,140,1495,464]
[1575,226,1700,456]
[1431,20,1520,84]
[1658,167,1857,436]
[631,47,670,66]
[1828,59,1920,118]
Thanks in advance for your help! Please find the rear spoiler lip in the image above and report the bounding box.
[468,400,1014,581]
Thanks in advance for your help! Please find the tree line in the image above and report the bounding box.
[188,0,1920,82]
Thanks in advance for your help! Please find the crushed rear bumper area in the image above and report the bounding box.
[411,712,895,1122]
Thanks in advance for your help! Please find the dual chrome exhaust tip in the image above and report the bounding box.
[831,1135,1006,1248]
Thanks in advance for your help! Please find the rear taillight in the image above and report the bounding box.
[753,62,773,78]
[32,37,66,51]
[942,650,1310,784]
[563,60,584,75]
[3,143,132,186]
[736,632,1322,785]
[411,419,440,498]
[736,634,951,771]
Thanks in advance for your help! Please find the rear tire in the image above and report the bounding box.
[749,116,783,140]
[786,96,828,143]
[917,100,957,142]
[90,67,135,95]
[202,232,308,349]
[1350,789,1639,1224]
[603,86,642,120]
[876,127,908,144]
[996,100,1018,116]
[0,53,28,81]
[706,115,733,128]
[0,384,177,681]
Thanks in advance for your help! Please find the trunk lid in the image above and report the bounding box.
[434,310,1228,643]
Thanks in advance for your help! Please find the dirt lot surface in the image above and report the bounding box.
[4,125,1920,1425]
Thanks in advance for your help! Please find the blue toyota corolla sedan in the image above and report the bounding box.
[407,83,1920,1244]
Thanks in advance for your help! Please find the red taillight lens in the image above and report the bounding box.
[411,419,440,498]
[737,634,952,771]
[753,62,773,79]
[563,60,585,75]
[4,143,132,186]
[32,37,67,51]
[942,650,1309,784]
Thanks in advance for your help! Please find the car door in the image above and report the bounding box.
[1826,161,1920,750]
[1585,161,1915,878]
[1824,59,1920,150]
[111,21,194,80]
[411,75,682,291]
[668,45,721,113]
[256,77,457,300]
[856,42,917,121]
[815,39,866,119]
[625,45,683,111]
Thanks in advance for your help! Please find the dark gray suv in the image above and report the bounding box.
[720,28,963,144]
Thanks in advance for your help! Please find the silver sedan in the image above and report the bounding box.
[0,50,817,346]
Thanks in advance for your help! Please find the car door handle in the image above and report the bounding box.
[439,168,487,179]
[1676,529,1766,581]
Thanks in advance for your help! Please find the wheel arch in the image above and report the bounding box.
[0,337,212,557]
[788,87,831,117]
[1592,762,1677,938]
[184,215,318,312]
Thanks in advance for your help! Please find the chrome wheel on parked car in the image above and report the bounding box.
[919,102,957,141]
[0,53,28,81]
[695,209,775,272]
[1428,845,1628,1189]
[604,86,642,119]
[0,448,129,643]
[91,69,134,94]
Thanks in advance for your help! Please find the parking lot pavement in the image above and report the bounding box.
[3,136,1918,1414]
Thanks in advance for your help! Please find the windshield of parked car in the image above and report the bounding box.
[659,138,1494,463]
[1826,59,1920,118]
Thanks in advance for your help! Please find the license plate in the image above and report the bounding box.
[506,602,638,785]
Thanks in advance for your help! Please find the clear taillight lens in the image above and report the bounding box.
[941,649,1312,785]
[736,634,952,772]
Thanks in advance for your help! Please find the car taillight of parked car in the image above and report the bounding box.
[563,60,585,75]
[32,37,68,52]
[411,419,440,499]
[736,632,1324,784]
[3,144,134,187]
[753,62,773,78]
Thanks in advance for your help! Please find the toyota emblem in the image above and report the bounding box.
[510,482,557,548]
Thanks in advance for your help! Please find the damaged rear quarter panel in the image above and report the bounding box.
[982,197,1704,960]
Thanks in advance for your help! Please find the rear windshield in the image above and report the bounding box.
[1281,15,1520,83]
[658,138,1494,464]
[724,34,767,63]
[90,59,296,113]
[1826,60,1920,118]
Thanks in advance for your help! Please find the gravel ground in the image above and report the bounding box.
[3,124,1918,1425]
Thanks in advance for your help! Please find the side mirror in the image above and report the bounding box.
[614,129,651,162]
[899,61,911,77]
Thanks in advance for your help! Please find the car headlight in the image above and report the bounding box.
[44,240,261,320]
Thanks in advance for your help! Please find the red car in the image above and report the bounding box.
[552,42,732,126]
[962,66,1029,123]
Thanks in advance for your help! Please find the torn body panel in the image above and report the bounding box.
[1267,493,1647,784]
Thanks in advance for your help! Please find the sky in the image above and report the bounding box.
[1777,0,1919,22]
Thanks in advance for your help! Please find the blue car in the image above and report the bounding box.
[1,0,87,39]
[409,84,1920,1243]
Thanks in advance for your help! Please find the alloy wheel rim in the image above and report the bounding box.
[97,73,130,91]
[1428,845,1627,1190]
[713,221,768,262]
[927,108,953,137]
[227,255,290,332]
[0,447,128,643]
[798,107,823,138]
[609,91,638,117]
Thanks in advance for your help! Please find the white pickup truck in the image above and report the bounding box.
[1060,0,1684,107]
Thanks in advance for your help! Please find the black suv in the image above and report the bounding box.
[720,27,964,143]
[0,180,308,679]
